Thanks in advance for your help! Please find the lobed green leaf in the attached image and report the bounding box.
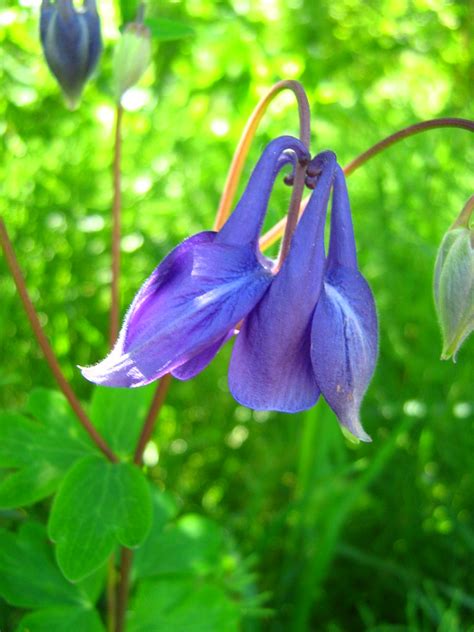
[0,389,97,508]
[49,455,152,581]
[0,522,102,609]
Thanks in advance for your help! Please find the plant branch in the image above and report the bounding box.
[343,117,474,175]
[115,548,133,632]
[0,218,118,462]
[213,79,311,231]
[134,373,172,465]
[106,555,117,632]
[113,373,172,630]
[110,104,124,347]
[275,162,307,271]
[259,117,474,252]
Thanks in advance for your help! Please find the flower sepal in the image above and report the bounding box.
[433,225,474,361]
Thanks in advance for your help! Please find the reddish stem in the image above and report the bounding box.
[114,376,172,630]
[260,117,474,251]
[213,79,311,231]
[344,117,474,175]
[275,162,307,272]
[115,548,133,632]
[0,219,118,463]
[134,373,172,465]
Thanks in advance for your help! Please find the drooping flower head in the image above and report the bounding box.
[229,154,378,440]
[40,0,102,109]
[81,136,310,386]
[82,138,378,441]
[310,165,378,441]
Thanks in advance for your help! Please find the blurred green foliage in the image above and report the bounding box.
[1,0,473,630]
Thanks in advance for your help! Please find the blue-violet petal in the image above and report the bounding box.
[82,232,272,387]
[229,151,337,412]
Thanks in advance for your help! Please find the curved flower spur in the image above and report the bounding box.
[82,135,378,441]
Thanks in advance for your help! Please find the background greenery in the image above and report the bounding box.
[1,0,473,630]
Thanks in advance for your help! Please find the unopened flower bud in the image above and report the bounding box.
[113,8,151,103]
[433,225,474,361]
[40,0,102,109]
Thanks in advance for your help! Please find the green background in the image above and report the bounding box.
[1,0,473,629]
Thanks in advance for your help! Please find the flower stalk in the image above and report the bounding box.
[0,218,118,463]
[259,117,474,251]
[134,373,172,465]
[214,79,311,231]
[115,548,133,632]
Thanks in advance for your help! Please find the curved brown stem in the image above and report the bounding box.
[275,162,307,271]
[115,548,133,632]
[134,373,172,465]
[0,218,118,463]
[343,117,474,175]
[260,117,474,252]
[213,79,311,231]
[113,373,173,630]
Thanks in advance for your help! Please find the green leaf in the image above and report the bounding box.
[134,513,224,579]
[145,18,194,41]
[17,606,105,632]
[0,389,96,508]
[49,455,152,581]
[0,522,101,609]
[89,385,155,459]
[128,577,240,632]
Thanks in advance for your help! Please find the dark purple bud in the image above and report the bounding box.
[40,0,102,109]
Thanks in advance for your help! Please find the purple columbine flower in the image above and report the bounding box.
[40,0,102,109]
[229,154,378,441]
[81,136,310,386]
[310,165,378,441]
[82,138,378,441]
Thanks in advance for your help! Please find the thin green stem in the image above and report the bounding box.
[110,104,123,347]
[0,218,118,463]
